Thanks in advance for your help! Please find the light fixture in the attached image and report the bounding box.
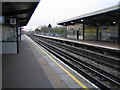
[81,20,83,22]
[113,22,116,24]
[71,22,73,24]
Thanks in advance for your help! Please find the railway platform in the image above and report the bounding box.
[2,34,97,89]
[35,34,119,50]
[68,38,119,50]
[34,34,119,59]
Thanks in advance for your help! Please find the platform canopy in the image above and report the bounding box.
[2,1,40,26]
[57,5,120,26]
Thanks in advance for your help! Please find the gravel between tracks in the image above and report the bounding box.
[60,48,120,78]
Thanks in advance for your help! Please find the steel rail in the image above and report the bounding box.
[29,35,120,89]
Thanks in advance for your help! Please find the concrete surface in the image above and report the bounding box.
[2,34,98,89]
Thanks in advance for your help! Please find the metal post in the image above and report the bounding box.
[96,24,99,41]
[118,20,120,45]
[118,2,120,45]
[16,18,19,53]
[83,23,85,40]
[20,27,22,41]
[77,30,79,39]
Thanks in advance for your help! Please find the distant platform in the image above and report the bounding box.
[35,34,119,51]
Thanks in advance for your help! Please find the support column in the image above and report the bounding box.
[83,23,85,40]
[16,18,19,53]
[77,30,79,39]
[96,24,99,41]
[0,2,2,90]
[117,1,120,49]
[20,27,22,41]
[118,20,120,45]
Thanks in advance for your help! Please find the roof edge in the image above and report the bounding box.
[58,4,119,24]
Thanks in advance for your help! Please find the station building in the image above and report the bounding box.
[58,4,120,43]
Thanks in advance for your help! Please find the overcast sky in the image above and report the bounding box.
[24,0,119,30]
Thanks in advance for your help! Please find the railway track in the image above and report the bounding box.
[39,36,119,70]
[29,35,120,89]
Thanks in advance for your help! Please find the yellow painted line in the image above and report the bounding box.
[26,35,89,89]
[36,44,89,90]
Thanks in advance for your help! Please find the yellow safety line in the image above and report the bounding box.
[26,35,89,90]
[36,44,89,90]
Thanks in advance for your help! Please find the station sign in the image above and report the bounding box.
[10,18,16,25]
